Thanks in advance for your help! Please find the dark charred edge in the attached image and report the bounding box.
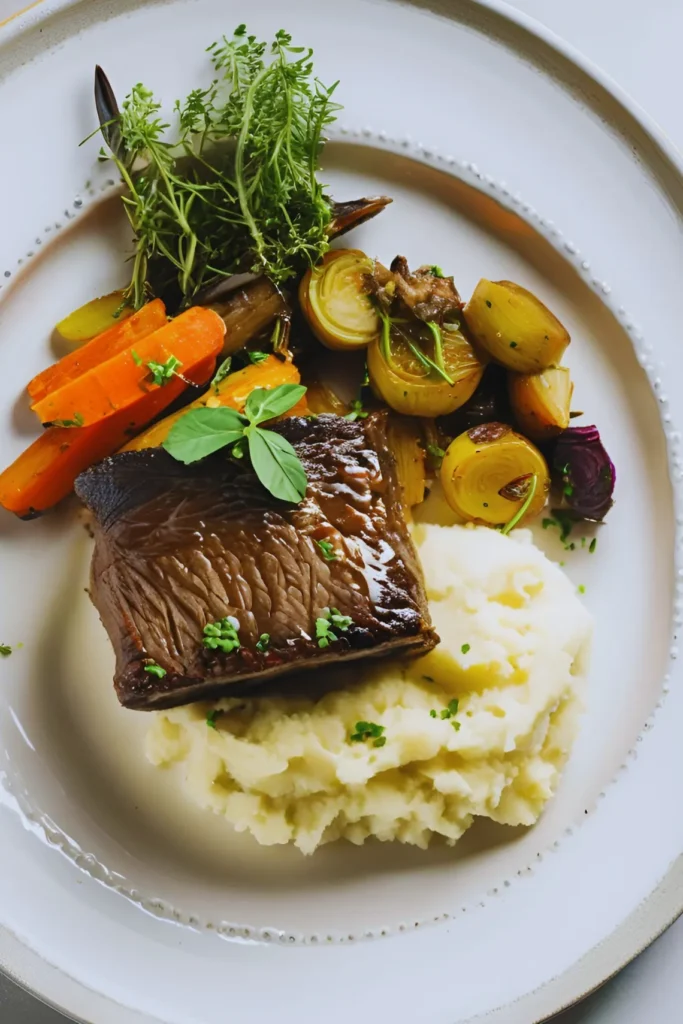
[94,65,125,162]
[328,196,392,239]
[117,633,436,710]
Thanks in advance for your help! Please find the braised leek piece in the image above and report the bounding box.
[508,366,573,440]
[440,422,549,526]
[368,321,486,417]
[464,279,570,372]
[55,291,132,345]
[299,249,380,350]
[386,415,426,508]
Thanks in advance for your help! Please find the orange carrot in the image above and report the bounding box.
[32,307,225,428]
[0,355,216,518]
[28,299,167,404]
[123,353,301,451]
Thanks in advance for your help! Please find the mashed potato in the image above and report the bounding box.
[146,523,592,854]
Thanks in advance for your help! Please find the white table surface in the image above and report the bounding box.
[1,0,682,1021]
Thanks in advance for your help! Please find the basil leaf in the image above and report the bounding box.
[248,427,308,502]
[163,407,247,464]
[245,384,307,425]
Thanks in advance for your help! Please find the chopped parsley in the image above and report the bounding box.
[429,265,445,278]
[52,412,85,428]
[206,709,220,729]
[0,644,13,657]
[144,662,166,678]
[316,607,352,648]
[147,355,182,386]
[429,709,437,718]
[345,398,368,422]
[461,643,470,655]
[350,721,386,747]
[315,539,338,562]
[431,698,460,722]
[203,615,241,653]
[578,584,586,595]
[248,350,269,364]
[452,720,461,732]
[211,355,233,389]
[509,341,518,348]
[256,633,270,653]
[589,537,597,553]
[426,442,446,467]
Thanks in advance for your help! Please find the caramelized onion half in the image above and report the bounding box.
[440,422,549,526]
[299,249,380,351]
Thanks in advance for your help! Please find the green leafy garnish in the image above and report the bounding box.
[131,348,143,366]
[96,25,341,308]
[429,709,437,718]
[315,539,337,561]
[147,355,182,386]
[247,351,269,365]
[542,512,575,545]
[211,355,233,389]
[429,265,445,278]
[256,633,270,653]
[0,644,13,657]
[350,721,385,747]
[203,615,241,653]
[589,537,597,553]
[206,709,220,729]
[578,584,586,595]
[315,607,352,648]
[163,383,308,502]
[144,662,167,678]
[433,698,460,722]
[461,643,470,655]
[51,413,85,428]
[344,398,368,422]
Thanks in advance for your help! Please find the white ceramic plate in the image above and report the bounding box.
[1,1,683,1021]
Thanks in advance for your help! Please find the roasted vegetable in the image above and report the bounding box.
[386,415,426,508]
[508,366,573,440]
[551,425,615,521]
[299,249,380,351]
[304,380,349,416]
[207,277,289,356]
[368,320,486,417]
[440,422,549,526]
[55,290,132,345]
[28,299,167,404]
[0,355,215,518]
[464,279,570,373]
[123,354,301,451]
[32,307,225,428]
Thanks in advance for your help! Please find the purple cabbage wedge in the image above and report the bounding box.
[552,425,616,521]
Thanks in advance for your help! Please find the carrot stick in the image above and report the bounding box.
[31,307,225,428]
[122,353,301,452]
[28,299,167,404]
[0,354,216,518]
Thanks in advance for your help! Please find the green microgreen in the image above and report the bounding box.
[350,721,385,747]
[144,662,167,678]
[315,539,338,561]
[203,615,241,653]
[147,355,182,386]
[315,607,352,648]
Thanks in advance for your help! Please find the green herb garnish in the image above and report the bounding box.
[206,709,220,729]
[485,299,492,308]
[147,355,182,386]
[426,443,446,463]
[429,709,437,718]
[203,615,241,653]
[350,721,385,747]
[501,474,537,535]
[256,633,270,653]
[163,382,308,502]
[542,512,574,544]
[211,355,233,389]
[589,537,597,553]
[429,265,445,278]
[509,341,518,349]
[461,643,470,655]
[0,644,12,657]
[96,26,341,308]
[315,539,337,561]
[315,607,352,648]
[345,398,368,422]
[248,351,269,365]
[52,413,85,428]
[131,349,143,366]
[578,584,586,595]
[144,662,166,678]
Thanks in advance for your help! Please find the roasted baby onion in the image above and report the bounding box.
[299,249,380,350]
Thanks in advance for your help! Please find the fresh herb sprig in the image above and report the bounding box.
[163,382,308,502]
[0,644,13,657]
[95,25,341,308]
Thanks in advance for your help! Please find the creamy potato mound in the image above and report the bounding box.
[146,522,592,854]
